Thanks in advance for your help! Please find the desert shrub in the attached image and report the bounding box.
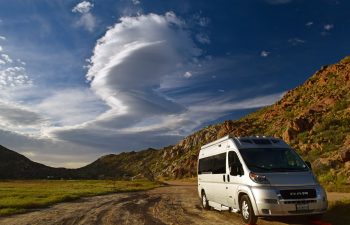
[333,99,349,112]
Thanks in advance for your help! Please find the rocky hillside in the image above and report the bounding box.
[152,56,350,187]
[74,147,170,180]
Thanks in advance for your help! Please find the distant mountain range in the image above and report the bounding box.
[1,56,350,186]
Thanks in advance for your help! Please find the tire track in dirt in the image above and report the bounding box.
[0,182,343,225]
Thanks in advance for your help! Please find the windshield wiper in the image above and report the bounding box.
[247,165,271,171]
[270,167,307,172]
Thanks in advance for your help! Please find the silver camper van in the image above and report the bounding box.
[197,135,328,224]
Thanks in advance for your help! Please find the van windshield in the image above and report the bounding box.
[239,148,309,173]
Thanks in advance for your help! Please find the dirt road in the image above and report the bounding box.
[0,182,348,225]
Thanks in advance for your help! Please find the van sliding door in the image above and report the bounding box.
[200,153,227,205]
[226,151,243,209]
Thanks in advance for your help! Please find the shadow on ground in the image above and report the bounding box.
[259,201,350,225]
[323,201,350,225]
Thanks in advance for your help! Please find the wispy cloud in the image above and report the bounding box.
[193,14,210,27]
[72,1,97,32]
[189,92,283,113]
[321,24,334,36]
[131,0,141,5]
[288,38,306,46]
[324,24,334,31]
[305,21,314,26]
[37,88,107,127]
[196,33,210,44]
[260,50,271,57]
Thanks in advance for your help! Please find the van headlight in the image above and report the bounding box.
[249,172,270,184]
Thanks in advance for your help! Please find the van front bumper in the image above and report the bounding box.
[251,186,328,216]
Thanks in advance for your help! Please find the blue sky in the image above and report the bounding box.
[0,0,349,167]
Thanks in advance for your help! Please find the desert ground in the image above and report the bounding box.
[0,181,349,225]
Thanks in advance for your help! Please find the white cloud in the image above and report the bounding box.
[306,21,314,26]
[189,92,284,113]
[0,67,32,88]
[184,71,192,78]
[131,0,141,5]
[324,24,334,31]
[72,1,94,14]
[288,38,306,46]
[37,88,107,127]
[265,0,292,4]
[75,13,97,32]
[1,53,12,63]
[72,1,97,32]
[17,59,26,65]
[0,46,2,52]
[260,50,271,57]
[86,13,199,114]
[196,33,210,44]
[193,14,210,27]
[0,36,5,41]
[45,12,202,149]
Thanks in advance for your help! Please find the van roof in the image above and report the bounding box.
[201,135,289,149]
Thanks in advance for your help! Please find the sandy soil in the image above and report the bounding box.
[0,181,349,225]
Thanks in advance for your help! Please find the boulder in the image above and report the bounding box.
[291,117,313,132]
[282,127,298,143]
[340,148,350,162]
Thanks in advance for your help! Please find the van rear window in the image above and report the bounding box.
[198,153,226,174]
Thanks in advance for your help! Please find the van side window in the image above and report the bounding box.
[198,153,226,174]
[228,151,244,176]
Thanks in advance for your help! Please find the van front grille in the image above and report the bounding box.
[283,200,317,204]
[279,189,316,199]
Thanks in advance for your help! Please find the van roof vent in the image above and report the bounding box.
[252,139,272,145]
[271,139,280,144]
[239,138,253,144]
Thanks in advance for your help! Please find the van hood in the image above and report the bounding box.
[263,171,316,186]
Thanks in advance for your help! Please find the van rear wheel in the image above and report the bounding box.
[201,191,210,210]
[240,195,258,224]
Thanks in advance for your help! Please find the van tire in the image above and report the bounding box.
[240,195,258,224]
[201,191,210,210]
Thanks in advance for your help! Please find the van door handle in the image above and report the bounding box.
[223,175,225,182]
[227,174,230,182]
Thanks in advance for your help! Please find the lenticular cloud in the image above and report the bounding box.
[86,12,200,116]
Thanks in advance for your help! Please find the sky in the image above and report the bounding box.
[0,0,349,168]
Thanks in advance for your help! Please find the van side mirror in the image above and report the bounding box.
[305,161,312,170]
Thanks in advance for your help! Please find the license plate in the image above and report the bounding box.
[296,203,309,211]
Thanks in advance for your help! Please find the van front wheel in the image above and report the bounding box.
[240,195,258,224]
[201,191,210,210]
